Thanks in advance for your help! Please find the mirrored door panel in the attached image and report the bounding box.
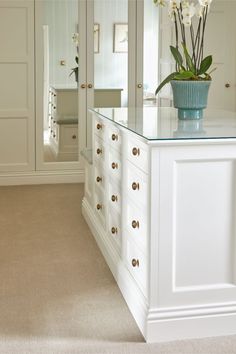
[143,0,159,107]
[94,0,128,109]
[40,0,79,163]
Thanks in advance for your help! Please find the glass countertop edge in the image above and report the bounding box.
[89,107,236,141]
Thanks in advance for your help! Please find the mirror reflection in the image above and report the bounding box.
[42,0,79,162]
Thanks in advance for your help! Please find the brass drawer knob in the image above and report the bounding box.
[72,135,77,139]
[81,84,86,89]
[88,83,93,88]
[111,162,118,169]
[132,147,140,156]
[96,176,102,183]
[111,134,118,141]
[96,123,102,130]
[132,220,140,229]
[111,195,118,202]
[132,182,140,191]
[96,148,102,155]
[132,259,139,267]
[111,227,118,234]
[96,204,102,210]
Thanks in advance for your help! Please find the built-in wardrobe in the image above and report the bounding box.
[0,0,159,185]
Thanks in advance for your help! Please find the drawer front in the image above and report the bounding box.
[107,124,122,152]
[94,116,105,139]
[94,164,106,192]
[126,162,148,208]
[59,125,78,150]
[94,135,105,165]
[127,136,149,173]
[108,180,121,214]
[108,210,121,251]
[94,187,106,226]
[108,149,122,181]
[126,202,147,252]
[126,238,147,297]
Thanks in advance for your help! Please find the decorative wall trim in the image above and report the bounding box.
[0,170,84,186]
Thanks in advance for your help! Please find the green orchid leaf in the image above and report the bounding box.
[170,46,183,69]
[155,72,179,95]
[182,43,196,74]
[174,71,195,80]
[198,55,212,75]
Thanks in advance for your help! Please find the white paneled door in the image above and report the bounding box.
[0,0,34,172]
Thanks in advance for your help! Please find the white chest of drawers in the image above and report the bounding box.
[82,107,236,342]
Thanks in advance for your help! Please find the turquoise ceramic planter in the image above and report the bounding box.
[171,80,211,120]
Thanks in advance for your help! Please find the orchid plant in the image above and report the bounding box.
[154,0,216,95]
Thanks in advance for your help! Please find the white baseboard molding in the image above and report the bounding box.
[0,169,84,186]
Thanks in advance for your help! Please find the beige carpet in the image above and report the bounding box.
[0,184,235,354]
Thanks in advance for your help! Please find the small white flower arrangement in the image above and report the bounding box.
[154,0,216,94]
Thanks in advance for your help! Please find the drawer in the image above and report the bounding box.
[94,135,105,165]
[108,210,121,251]
[126,161,148,209]
[126,202,147,252]
[126,238,147,297]
[107,124,122,152]
[94,164,106,192]
[94,116,105,139]
[94,186,106,226]
[108,180,121,214]
[108,148,122,181]
[59,124,78,151]
[127,135,149,173]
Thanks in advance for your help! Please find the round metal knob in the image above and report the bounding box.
[96,123,102,130]
[137,84,142,89]
[132,259,139,267]
[111,134,118,141]
[88,83,93,88]
[132,220,140,229]
[72,135,76,139]
[81,84,86,89]
[225,83,231,88]
[111,227,118,234]
[132,182,140,191]
[96,204,102,210]
[111,195,118,202]
[96,148,102,155]
[53,134,56,138]
[132,147,140,156]
[111,162,118,169]
[96,176,102,183]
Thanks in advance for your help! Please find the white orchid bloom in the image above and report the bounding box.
[182,16,192,27]
[72,33,79,46]
[153,0,167,6]
[169,0,181,10]
[182,3,195,19]
[181,1,190,9]
[195,4,204,17]
[198,0,212,7]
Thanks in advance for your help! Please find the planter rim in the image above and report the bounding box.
[170,79,211,83]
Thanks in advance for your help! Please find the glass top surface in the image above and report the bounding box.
[90,107,236,141]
